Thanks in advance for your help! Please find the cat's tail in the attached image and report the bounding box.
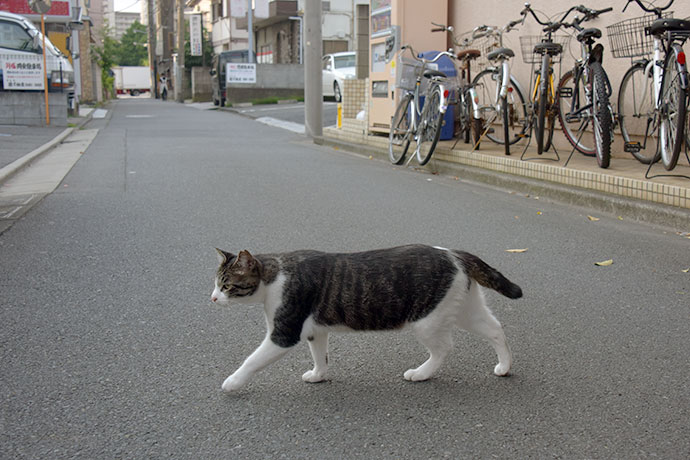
[452,251,523,299]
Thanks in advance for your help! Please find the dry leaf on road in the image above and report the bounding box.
[595,259,614,266]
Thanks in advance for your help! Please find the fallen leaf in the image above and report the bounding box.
[506,248,528,253]
[682,268,689,273]
[618,216,624,220]
[368,155,373,160]
[537,211,543,215]
[587,215,600,221]
[595,259,614,266]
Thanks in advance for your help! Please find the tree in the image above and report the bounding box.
[91,22,118,99]
[116,21,148,66]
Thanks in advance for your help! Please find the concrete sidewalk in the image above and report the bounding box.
[323,119,690,229]
[0,106,99,186]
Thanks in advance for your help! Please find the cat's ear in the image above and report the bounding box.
[234,250,256,270]
[215,248,234,264]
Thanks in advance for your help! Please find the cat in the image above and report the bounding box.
[211,244,522,392]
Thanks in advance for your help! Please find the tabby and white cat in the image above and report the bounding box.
[211,244,522,392]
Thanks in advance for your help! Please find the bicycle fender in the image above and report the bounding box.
[438,84,448,114]
[588,43,604,65]
[670,45,689,90]
[468,87,481,119]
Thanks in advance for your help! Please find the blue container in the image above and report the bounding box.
[417,51,457,141]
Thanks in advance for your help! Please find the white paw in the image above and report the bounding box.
[221,375,245,392]
[302,369,327,383]
[403,368,431,382]
[493,362,511,376]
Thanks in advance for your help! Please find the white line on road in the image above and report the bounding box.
[255,117,305,134]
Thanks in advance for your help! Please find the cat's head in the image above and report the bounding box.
[212,249,263,305]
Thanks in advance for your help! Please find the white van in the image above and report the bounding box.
[0,11,74,93]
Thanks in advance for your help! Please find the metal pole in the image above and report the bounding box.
[147,0,157,98]
[303,0,322,139]
[247,0,254,63]
[41,13,50,125]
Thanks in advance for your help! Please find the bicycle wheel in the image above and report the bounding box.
[658,45,687,171]
[618,61,658,164]
[472,69,528,147]
[591,61,612,168]
[536,54,550,154]
[389,93,413,165]
[543,99,557,152]
[416,85,444,166]
[558,69,595,156]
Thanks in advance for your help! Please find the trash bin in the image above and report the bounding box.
[417,51,457,141]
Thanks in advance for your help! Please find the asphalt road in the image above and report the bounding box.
[1,99,688,459]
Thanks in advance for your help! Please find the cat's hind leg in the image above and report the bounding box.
[404,320,453,382]
[457,283,512,376]
[222,336,292,392]
[302,329,329,383]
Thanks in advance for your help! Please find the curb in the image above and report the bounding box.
[0,110,95,188]
[321,136,690,231]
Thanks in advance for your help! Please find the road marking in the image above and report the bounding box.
[93,109,108,119]
[255,117,305,134]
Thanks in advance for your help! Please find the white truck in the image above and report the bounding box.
[113,66,151,96]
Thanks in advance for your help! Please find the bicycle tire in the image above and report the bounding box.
[536,54,550,155]
[558,69,596,156]
[618,61,658,164]
[502,95,510,154]
[472,69,528,147]
[388,93,413,165]
[658,45,687,171]
[416,85,444,166]
[591,61,612,169]
[543,103,556,152]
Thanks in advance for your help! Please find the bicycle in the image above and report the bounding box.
[519,3,574,156]
[612,0,689,171]
[468,19,529,155]
[389,45,458,166]
[556,5,615,169]
[430,23,484,150]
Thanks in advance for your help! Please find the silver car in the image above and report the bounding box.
[322,51,356,102]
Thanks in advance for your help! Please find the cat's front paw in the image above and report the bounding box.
[221,375,246,392]
[403,368,431,382]
[302,369,327,383]
[493,362,511,377]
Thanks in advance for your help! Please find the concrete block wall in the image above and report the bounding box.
[192,67,212,102]
[0,92,68,126]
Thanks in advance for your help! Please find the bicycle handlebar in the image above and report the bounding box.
[623,0,673,17]
[399,44,456,64]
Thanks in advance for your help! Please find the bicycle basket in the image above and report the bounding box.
[456,29,501,68]
[396,56,423,91]
[519,35,571,64]
[606,12,673,59]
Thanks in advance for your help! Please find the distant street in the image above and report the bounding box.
[1,98,688,459]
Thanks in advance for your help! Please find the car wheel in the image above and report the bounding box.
[334,82,342,102]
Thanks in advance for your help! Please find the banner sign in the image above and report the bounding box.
[0,0,70,19]
[226,63,256,84]
[0,52,44,90]
[190,14,202,56]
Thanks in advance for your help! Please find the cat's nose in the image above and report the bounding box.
[211,296,218,303]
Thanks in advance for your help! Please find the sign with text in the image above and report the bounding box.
[226,63,256,84]
[1,53,44,90]
[190,14,202,56]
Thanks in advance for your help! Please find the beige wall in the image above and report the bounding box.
[448,0,690,105]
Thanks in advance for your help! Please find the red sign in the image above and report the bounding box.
[0,0,70,17]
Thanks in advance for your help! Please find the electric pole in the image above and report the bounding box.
[304,0,322,139]
[147,0,157,98]
[176,0,185,102]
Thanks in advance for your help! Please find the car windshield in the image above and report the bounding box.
[333,54,355,68]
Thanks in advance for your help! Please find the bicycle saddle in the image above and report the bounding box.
[647,18,690,37]
[533,41,562,56]
[487,47,515,61]
[576,28,602,43]
[423,69,447,79]
[456,49,481,60]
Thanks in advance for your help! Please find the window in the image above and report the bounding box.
[0,20,35,52]
[333,54,355,69]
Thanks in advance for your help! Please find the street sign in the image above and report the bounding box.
[0,52,44,90]
[190,14,202,57]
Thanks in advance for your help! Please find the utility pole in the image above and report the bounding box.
[176,0,185,102]
[147,0,157,98]
[247,0,253,63]
[303,0,322,139]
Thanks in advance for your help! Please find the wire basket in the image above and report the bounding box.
[456,29,501,68]
[606,12,673,59]
[519,35,571,64]
[396,56,423,92]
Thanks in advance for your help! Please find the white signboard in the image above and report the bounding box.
[1,53,44,90]
[190,14,202,56]
[226,63,256,84]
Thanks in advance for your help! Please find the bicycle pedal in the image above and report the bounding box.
[624,142,642,153]
[565,114,581,123]
[558,87,573,98]
[517,133,530,139]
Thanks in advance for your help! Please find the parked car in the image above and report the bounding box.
[0,11,74,94]
[322,51,355,102]
[210,49,253,107]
